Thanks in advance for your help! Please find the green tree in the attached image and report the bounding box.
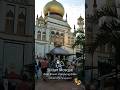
[72,28,85,49]
[72,22,85,81]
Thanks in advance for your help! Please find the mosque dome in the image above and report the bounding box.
[43,0,65,17]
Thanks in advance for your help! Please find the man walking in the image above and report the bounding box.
[40,58,48,81]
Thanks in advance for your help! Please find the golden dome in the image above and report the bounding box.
[43,0,64,17]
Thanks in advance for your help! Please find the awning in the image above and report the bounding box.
[47,47,74,56]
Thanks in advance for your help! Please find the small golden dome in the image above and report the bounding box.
[43,0,64,17]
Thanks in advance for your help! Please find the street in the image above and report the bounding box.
[35,79,81,90]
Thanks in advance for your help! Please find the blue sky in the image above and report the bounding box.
[35,0,85,31]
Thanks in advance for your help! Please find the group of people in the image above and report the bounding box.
[50,57,65,69]
[35,56,77,81]
[35,57,48,81]
[49,57,76,70]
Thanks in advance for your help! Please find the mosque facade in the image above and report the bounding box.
[35,0,83,59]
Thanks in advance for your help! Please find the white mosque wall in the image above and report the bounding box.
[46,28,50,41]
[46,17,70,31]
[35,44,44,57]
[35,41,53,57]
[35,19,75,58]
[35,42,45,57]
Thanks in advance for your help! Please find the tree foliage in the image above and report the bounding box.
[72,28,85,49]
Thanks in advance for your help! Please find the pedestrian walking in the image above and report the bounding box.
[35,62,39,79]
[38,61,41,68]
[40,58,48,81]
[37,60,42,79]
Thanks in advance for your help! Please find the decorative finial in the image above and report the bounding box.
[37,14,38,19]
[66,13,67,21]
[74,25,76,34]
[74,25,76,30]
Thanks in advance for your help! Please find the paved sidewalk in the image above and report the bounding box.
[35,80,81,90]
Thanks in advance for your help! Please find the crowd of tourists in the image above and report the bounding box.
[35,57,49,81]
[35,56,80,81]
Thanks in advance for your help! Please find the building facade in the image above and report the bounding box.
[85,0,120,89]
[0,0,34,79]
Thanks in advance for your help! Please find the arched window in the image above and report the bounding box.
[61,33,64,36]
[68,37,71,45]
[17,12,26,35]
[42,32,46,41]
[37,31,41,40]
[51,31,55,36]
[60,33,64,45]
[50,31,55,42]
[56,32,59,36]
[5,10,14,33]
